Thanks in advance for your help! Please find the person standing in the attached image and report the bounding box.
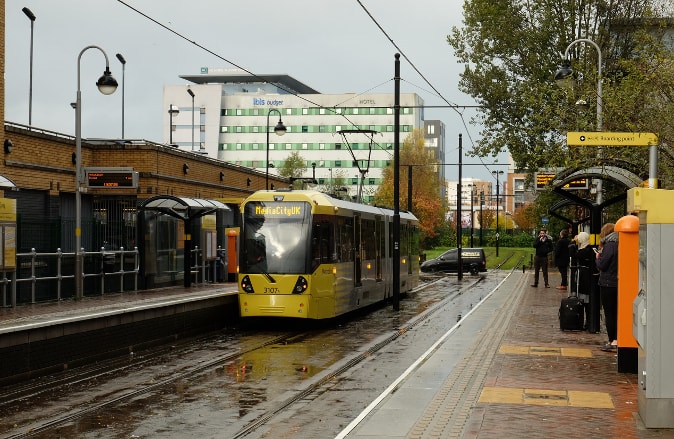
[554,229,571,290]
[532,228,554,288]
[569,232,596,329]
[596,222,618,351]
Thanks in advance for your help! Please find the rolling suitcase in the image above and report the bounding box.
[559,265,585,331]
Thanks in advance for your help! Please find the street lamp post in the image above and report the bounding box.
[266,108,286,190]
[187,88,195,151]
[115,53,126,139]
[74,46,118,299]
[555,38,603,204]
[470,184,475,247]
[168,105,179,145]
[22,7,36,126]
[492,170,504,257]
[479,190,484,246]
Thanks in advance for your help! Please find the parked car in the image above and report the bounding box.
[420,248,487,274]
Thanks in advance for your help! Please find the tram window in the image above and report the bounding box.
[311,217,336,270]
[362,219,376,260]
[337,217,354,263]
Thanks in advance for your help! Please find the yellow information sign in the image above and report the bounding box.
[567,132,658,146]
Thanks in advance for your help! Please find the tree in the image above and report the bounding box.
[278,151,307,188]
[447,1,674,187]
[372,129,446,248]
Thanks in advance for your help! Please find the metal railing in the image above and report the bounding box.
[1,247,139,308]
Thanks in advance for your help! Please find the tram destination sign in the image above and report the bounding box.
[536,172,588,190]
[85,167,138,188]
[567,131,658,146]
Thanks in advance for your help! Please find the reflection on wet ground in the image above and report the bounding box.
[1,273,502,439]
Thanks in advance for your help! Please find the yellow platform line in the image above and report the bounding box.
[479,386,614,409]
[499,345,593,358]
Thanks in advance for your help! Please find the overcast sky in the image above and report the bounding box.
[5,0,508,181]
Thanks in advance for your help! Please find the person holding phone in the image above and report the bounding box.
[532,228,554,288]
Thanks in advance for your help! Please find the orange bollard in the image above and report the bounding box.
[615,214,639,373]
[226,228,239,282]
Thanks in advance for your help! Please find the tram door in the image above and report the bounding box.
[354,214,362,287]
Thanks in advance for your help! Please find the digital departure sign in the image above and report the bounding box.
[535,172,587,190]
[249,202,306,218]
[85,168,138,188]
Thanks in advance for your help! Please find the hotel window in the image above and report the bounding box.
[335,161,342,167]
[302,108,309,115]
[320,108,326,115]
[285,143,292,150]
[302,126,308,133]
[335,143,342,150]
[252,143,260,150]
[236,109,243,116]
[236,143,242,150]
[319,125,327,133]
[221,126,228,133]
[427,125,435,135]
[369,107,376,115]
[302,143,308,150]
[353,108,359,115]
[319,143,325,150]
[386,125,393,132]
[387,108,393,114]
[253,126,259,133]
[369,125,376,131]
[336,125,342,132]
[336,108,342,114]
[235,126,242,133]
[269,143,276,150]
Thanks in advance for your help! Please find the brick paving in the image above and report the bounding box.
[465,272,674,439]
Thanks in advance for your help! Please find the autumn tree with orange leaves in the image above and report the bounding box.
[372,129,446,249]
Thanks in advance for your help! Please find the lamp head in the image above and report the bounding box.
[115,53,126,65]
[187,88,195,98]
[22,7,36,21]
[168,104,180,115]
[554,59,575,89]
[274,119,287,136]
[96,68,118,95]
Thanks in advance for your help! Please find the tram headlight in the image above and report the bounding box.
[241,275,255,294]
[293,276,308,294]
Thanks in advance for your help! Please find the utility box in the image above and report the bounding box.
[628,187,674,428]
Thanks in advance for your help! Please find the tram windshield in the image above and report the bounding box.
[241,201,312,274]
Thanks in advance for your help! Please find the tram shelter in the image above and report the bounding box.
[139,196,235,288]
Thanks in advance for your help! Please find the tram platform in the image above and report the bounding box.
[339,270,674,439]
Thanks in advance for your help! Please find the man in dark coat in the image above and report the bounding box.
[532,228,554,288]
[554,229,571,290]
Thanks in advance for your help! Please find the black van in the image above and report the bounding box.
[420,247,487,274]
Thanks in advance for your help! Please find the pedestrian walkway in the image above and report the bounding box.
[339,270,674,439]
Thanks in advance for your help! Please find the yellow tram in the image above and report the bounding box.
[238,189,419,319]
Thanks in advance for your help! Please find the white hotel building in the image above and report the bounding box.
[163,69,443,203]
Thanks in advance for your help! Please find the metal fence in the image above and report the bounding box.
[1,247,139,308]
